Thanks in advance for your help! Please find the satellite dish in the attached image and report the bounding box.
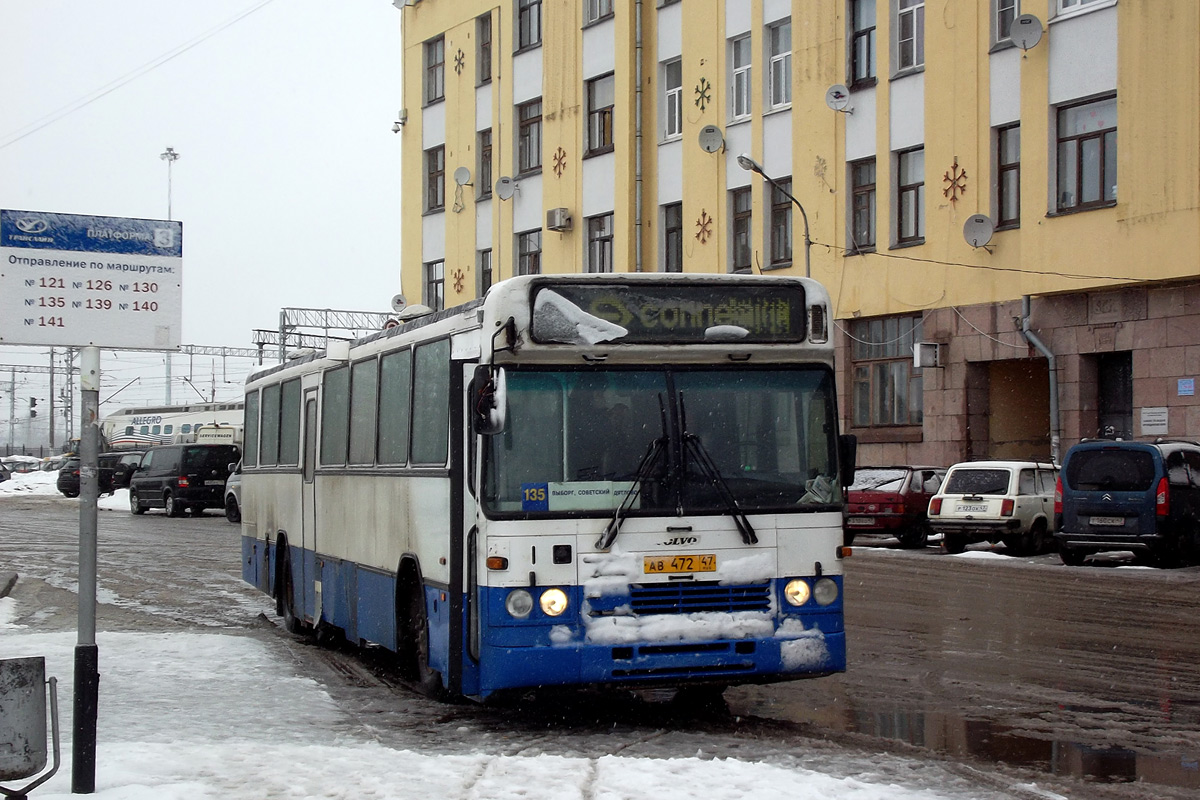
[697,125,724,154]
[963,214,995,248]
[453,166,472,186]
[495,176,517,200]
[390,293,407,313]
[825,84,851,113]
[1009,14,1043,51]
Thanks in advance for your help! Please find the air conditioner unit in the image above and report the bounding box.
[546,207,573,232]
[913,341,944,369]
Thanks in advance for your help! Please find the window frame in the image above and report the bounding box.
[895,0,925,73]
[896,147,925,246]
[767,20,792,110]
[477,13,493,85]
[424,145,445,213]
[849,0,877,88]
[1055,94,1117,214]
[424,259,445,311]
[478,248,493,295]
[730,186,752,273]
[517,0,542,51]
[850,315,925,429]
[994,0,1019,46]
[517,98,543,175]
[849,157,877,252]
[768,177,793,269]
[586,213,614,273]
[585,0,614,25]
[663,202,683,273]
[477,128,493,200]
[730,35,752,122]
[348,357,379,466]
[996,123,1020,229]
[517,229,542,276]
[424,35,445,106]
[662,59,683,140]
[585,73,615,156]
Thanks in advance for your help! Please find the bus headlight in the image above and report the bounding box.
[505,589,534,618]
[539,588,568,616]
[813,578,839,606]
[783,579,810,606]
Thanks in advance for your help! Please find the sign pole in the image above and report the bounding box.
[72,345,100,793]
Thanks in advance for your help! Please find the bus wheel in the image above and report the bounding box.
[277,544,304,634]
[164,491,183,518]
[397,579,446,699]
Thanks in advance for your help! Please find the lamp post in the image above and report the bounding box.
[736,153,811,278]
[159,146,180,221]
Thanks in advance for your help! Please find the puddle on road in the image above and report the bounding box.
[753,701,1200,791]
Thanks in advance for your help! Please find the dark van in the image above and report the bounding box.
[129,444,241,517]
[1055,439,1200,567]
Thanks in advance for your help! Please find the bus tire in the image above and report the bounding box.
[397,571,446,699]
[277,542,304,634]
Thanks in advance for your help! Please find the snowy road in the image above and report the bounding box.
[1,490,1197,798]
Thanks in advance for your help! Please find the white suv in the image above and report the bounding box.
[927,460,1059,556]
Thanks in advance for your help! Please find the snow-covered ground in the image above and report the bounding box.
[0,468,131,512]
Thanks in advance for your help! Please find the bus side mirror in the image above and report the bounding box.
[838,433,857,489]
[473,365,508,435]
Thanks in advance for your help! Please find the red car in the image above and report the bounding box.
[844,466,946,549]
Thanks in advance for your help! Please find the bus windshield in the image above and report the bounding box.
[482,367,841,516]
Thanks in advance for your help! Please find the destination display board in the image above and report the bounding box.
[530,281,806,345]
[0,209,183,349]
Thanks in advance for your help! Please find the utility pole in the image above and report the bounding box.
[49,347,56,449]
[159,146,180,221]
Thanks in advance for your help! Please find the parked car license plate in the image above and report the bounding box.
[847,516,875,526]
[206,480,226,486]
[957,502,988,513]
[644,554,716,574]
[1090,516,1125,527]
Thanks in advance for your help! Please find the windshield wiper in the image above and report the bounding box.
[679,395,757,545]
[596,395,670,550]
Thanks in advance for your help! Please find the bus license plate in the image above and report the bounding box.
[644,554,717,574]
[1090,516,1125,527]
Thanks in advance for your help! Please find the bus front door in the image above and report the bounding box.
[302,393,318,624]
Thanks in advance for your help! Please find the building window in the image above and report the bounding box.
[851,315,924,427]
[663,59,682,139]
[478,128,493,200]
[425,145,445,212]
[424,260,444,310]
[424,36,445,105]
[663,202,683,272]
[477,13,493,85]
[896,0,924,71]
[1056,95,1116,212]
[517,229,541,276]
[850,158,876,251]
[730,187,752,273]
[896,147,924,244]
[995,0,1018,43]
[730,36,752,121]
[768,20,791,109]
[479,249,493,294]
[585,0,614,24]
[517,99,542,174]
[586,73,615,155]
[769,178,793,268]
[518,0,542,50]
[587,213,614,273]
[996,124,1020,228]
[1058,0,1104,14]
[850,0,876,86]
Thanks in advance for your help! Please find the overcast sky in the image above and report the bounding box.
[0,1,401,424]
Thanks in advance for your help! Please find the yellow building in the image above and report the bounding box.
[396,0,1200,465]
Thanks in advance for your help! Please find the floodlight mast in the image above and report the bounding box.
[737,153,811,278]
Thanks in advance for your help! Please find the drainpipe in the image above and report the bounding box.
[634,0,644,271]
[1021,295,1061,463]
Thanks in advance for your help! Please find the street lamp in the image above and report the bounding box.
[160,146,180,221]
[736,153,811,278]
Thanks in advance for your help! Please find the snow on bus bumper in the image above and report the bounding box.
[477,579,845,693]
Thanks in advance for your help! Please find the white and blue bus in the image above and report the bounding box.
[240,274,856,700]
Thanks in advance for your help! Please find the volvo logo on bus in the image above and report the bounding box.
[659,536,698,547]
